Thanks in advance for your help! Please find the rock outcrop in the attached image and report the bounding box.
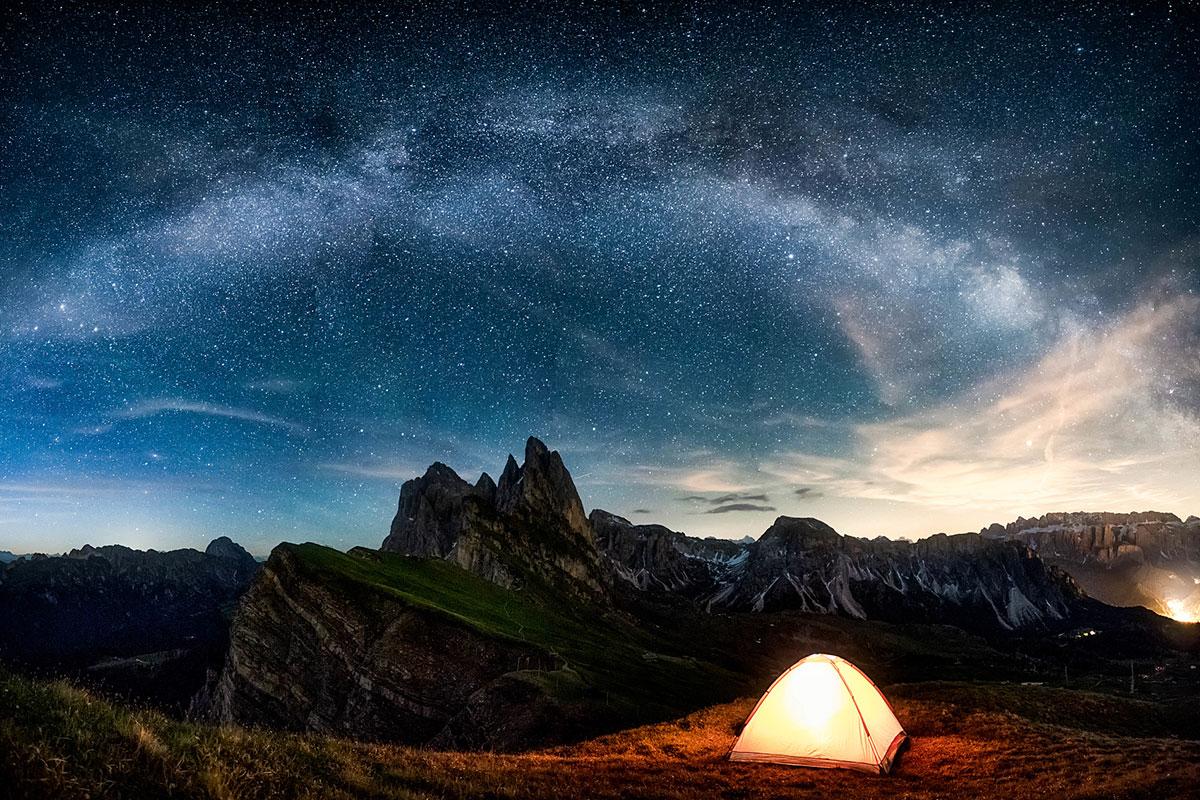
[206,535,261,570]
[382,436,611,600]
[380,437,1085,632]
[982,511,1197,567]
[595,511,1078,631]
[381,437,1083,631]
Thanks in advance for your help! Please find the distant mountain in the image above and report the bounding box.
[0,551,17,563]
[382,437,1080,632]
[594,511,1078,631]
[0,536,259,710]
[981,512,1200,621]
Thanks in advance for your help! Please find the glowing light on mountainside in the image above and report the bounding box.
[1165,599,1198,623]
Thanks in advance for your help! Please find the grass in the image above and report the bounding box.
[277,543,752,722]
[3,669,1199,800]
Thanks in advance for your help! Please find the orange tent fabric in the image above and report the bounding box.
[729,653,906,774]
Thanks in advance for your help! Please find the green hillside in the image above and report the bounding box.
[281,543,752,720]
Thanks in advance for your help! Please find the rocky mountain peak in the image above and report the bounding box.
[382,437,609,599]
[596,510,1078,628]
[67,544,100,559]
[0,538,260,710]
[500,436,590,541]
[424,461,466,484]
[977,510,1200,618]
[757,517,843,551]
[382,462,478,558]
[205,536,257,569]
[475,471,497,499]
[496,453,523,511]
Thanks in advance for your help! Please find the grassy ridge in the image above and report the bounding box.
[282,543,751,720]
[4,669,1199,800]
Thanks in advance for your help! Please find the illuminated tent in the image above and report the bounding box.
[728,653,906,774]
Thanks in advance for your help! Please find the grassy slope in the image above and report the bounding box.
[280,543,752,721]
[3,670,1199,800]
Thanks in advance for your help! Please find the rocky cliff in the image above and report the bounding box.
[201,542,741,749]
[979,511,1200,620]
[981,511,1197,567]
[0,537,259,709]
[595,511,1079,631]
[382,436,611,600]
[204,543,558,747]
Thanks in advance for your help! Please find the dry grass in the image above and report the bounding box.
[2,672,1198,800]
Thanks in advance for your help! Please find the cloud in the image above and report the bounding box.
[0,477,222,500]
[793,487,823,500]
[682,491,771,505]
[120,399,307,433]
[710,492,770,504]
[0,483,113,499]
[634,463,755,493]
[317,462,422,480]
[764,292,1200,516]
[707,503,776,514]
[761,412,838,428]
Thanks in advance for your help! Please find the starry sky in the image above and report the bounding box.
[2,1,1198,556]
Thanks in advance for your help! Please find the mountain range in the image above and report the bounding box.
[3,437,1197,751]
[0,537,259,709]
[981,511,1200,621]
[196,437,1198,750]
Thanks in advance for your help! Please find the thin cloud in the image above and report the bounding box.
[634,464,755,493]
[707,503,776,514]
[682,491,771,505]
[121,399,308,433]
[711,492,770,505]
[318,462,422,480]
[761,412,838,428]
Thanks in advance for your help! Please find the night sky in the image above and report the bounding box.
[2,2,1197,555]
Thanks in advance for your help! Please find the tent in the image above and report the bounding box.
[728,653,906,774]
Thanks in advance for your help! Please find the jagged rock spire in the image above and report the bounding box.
[498,437,591,543]
[382,437,608,599]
